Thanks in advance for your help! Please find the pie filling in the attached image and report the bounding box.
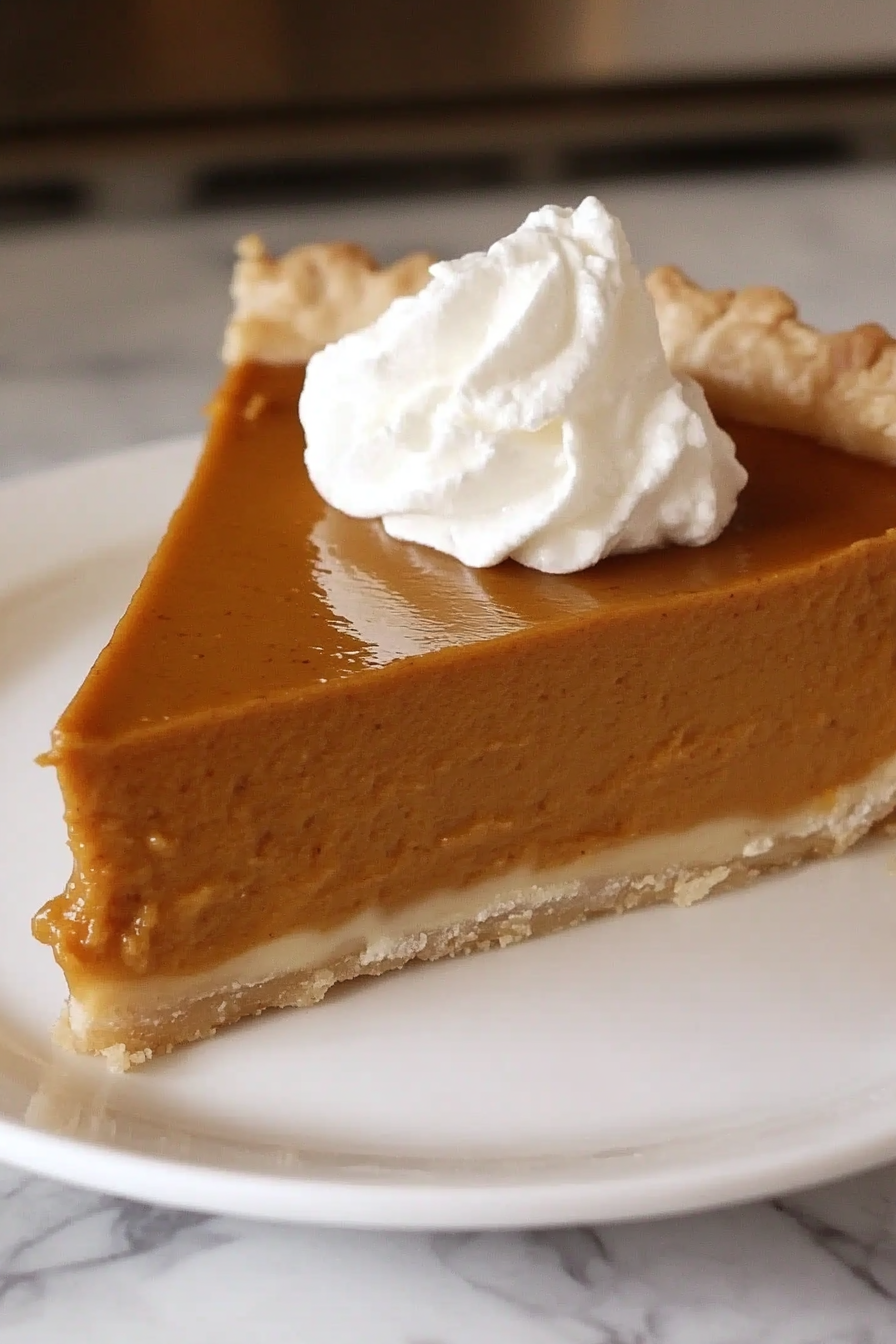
[61,748,896,1063]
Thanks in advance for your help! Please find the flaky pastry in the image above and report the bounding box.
[647,265,896,466]
[222,235,435,366]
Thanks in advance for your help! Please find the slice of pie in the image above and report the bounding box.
[33,236,896,1066]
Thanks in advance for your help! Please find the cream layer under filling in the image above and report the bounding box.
[67,748,896,1037]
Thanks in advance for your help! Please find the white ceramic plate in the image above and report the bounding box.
[3,440,896,1229]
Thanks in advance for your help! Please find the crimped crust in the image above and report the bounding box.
[647,265,896,466]
[224,236,896,467]
[222,235,435,365]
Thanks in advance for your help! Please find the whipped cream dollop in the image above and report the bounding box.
[300,197,746,573]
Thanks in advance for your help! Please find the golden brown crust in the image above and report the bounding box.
[222,234,435,365]
[48,847,789,1064]
[647,265,896,466]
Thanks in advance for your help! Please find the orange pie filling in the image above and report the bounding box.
[33,363,896,1060]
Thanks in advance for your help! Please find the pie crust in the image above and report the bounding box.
[222,234,435,366]
[647,265,896,466]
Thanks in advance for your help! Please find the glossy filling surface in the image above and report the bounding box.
[35,364,896,984]
[47,365,896,730]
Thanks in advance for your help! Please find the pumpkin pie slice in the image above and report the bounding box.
[32,238,896,1066]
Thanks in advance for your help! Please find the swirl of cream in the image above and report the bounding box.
[300,197,746,574]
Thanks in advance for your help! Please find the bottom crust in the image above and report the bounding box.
[56,754,896,1068]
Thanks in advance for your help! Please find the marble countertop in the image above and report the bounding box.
[4,1165,896,1342]
[4,166,896,1340]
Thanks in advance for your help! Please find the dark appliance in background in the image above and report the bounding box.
[2,0,896,220]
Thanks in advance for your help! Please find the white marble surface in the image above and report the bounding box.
[5,166,896,1339]
[4,1166,896,1341]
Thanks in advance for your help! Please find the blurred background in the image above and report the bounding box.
[3,0,896,475]
[3,0,896,219]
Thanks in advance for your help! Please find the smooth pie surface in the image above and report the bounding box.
[48,365,896,726]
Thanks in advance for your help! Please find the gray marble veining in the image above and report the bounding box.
[4,165,896,1340]
[2,1167,896,1341]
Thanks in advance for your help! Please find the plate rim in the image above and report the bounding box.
[3,1090,896,1228]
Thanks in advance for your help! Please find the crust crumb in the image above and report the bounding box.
[98,1043,153,1072]
[242,392,268,422]
[673,866,730,907]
